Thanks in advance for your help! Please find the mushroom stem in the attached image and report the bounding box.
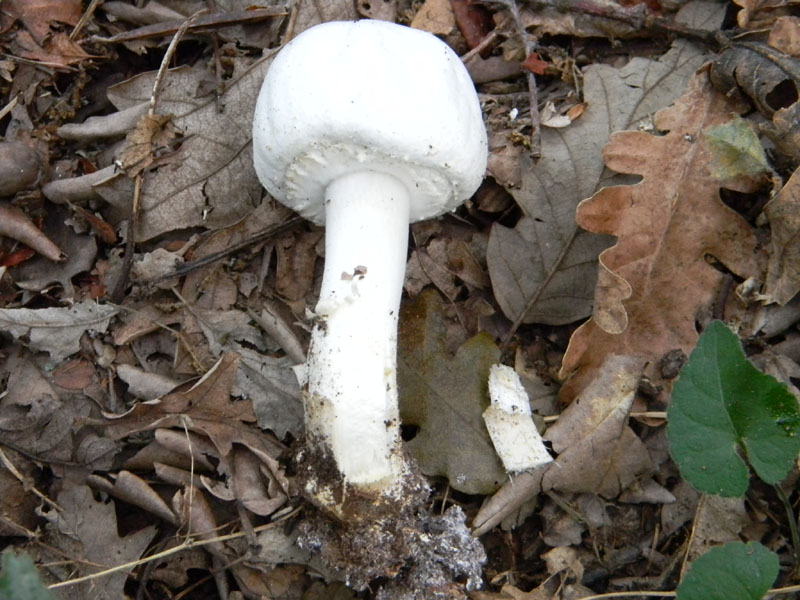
[304,171,411,488]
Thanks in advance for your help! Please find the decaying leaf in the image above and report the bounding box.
[560,71,765,401]
[398,289,505,494]
[763,168,800,305]
[542,355,653,497]
[410,0,454,34]
[487,37,714,327]
[769,16,800,56]
[685,494,749,565]
[12,205,98,298]
[0,301,118,361]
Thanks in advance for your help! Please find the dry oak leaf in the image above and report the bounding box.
[560,70,765,402]
[487,34,716,327]
[40,484,156,600]
[763,167,800,305]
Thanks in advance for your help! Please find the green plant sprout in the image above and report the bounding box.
[667,320,800,599]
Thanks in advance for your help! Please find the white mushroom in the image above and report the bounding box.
[252,20,487,513]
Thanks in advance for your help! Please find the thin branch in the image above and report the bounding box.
[47,508,301,590]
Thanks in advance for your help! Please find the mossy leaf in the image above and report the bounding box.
[398,290,505,494]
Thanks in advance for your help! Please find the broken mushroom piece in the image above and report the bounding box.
[252,20,487,517]
[484,364,553,473]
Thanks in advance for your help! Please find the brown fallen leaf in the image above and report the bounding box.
[4,0,82,44]
[0,141,41,195]
[560,70,765,401]
[99,470,178,525]
[410,0,455,34]
[16,31,98,68]
[684,494,748,567]
[53,0,357,241]
[763,167,800,305]
[0,301,118,361]
[11,204,98,298]
[0,202,64,262]
[0,451,39,536]
[117,113,179,177]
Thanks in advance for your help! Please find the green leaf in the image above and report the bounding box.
[676,542,778,600]
[0,552,56,600]
[667,320,800,496]
[398,289,505,495]
[704,116,771,181]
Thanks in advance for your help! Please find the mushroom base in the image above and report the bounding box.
[294,430,428,524]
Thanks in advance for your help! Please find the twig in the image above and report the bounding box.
[47,507,301,590]
[461,15,511,64]
[529,0,723,47]
[70,0,103,40]
[577,592,676,599]
[542,411,667,423]
[0,95,19,121]
[90,8,287,44]
[141,215,305,285]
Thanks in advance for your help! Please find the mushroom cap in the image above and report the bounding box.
[252,20,488,225]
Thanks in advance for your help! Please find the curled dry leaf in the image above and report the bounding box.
[0,202,64,262]
[55,60,274,241]
[104,353,283,460]
[710,41,800,119]
[560,70,765,401]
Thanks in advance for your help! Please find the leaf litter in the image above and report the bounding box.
[2,0,800,598]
